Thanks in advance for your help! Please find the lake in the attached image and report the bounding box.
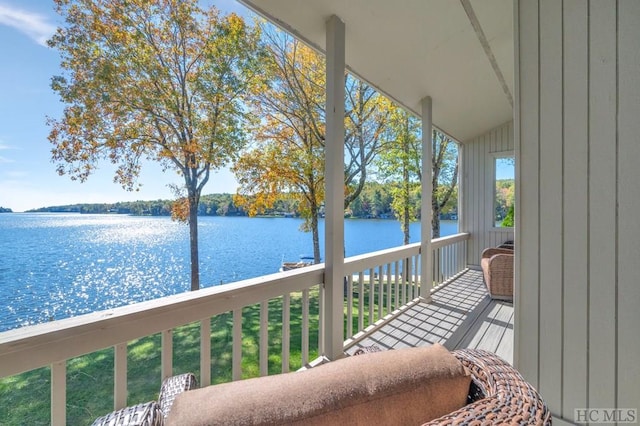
[0,214,457,332]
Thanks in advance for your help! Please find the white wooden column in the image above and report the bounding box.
[324,14,346,360]
[420,96,433,302]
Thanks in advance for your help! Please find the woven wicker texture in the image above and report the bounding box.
[158,373,197,418]
[425,349,552,425]
[481,247,514,300]
[91,401,162,426]
[352,344,382,355]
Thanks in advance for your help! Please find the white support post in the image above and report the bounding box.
[324,14,346,361]
[420,96,434,302]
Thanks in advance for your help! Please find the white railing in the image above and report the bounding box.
[342,233,469,346]
[0,233,468,425]
[431,232,470,287]
[343,242,422,339]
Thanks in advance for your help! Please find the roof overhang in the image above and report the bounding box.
[238,0,514,142]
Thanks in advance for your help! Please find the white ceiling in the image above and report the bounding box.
[238,0,514,142]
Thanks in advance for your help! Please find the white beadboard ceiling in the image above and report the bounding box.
[238,0,514,142]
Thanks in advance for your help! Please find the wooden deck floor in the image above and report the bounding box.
[347,269,514,364]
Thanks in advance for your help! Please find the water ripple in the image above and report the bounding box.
[0,213,457,332]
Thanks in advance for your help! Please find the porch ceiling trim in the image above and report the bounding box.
[238,0,514,142]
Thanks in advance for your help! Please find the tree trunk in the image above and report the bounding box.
[188,193,200,291]
[311,203,321,264]
[431,199,441,239]
[403,183,410,245]
[402,135,411,245]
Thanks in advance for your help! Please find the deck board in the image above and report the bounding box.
[347,269,514,364]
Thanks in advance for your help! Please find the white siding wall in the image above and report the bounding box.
[515,0,640,422]
[462,120,515,266]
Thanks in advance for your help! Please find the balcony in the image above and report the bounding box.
[0,232,515,425]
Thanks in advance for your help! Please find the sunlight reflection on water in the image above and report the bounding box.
[0,213,457,331]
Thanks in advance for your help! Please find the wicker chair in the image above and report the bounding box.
[481,247,514,300]
[426,349,552,425]
[92,373,197,426]
[93,349,550,425]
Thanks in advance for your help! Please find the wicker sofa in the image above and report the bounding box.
[162,344,550,425]
[481,246,515,300]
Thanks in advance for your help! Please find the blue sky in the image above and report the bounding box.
[0,0,252,212]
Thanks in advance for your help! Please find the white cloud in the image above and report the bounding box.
[0,142,14,162]
[0,3,56,47]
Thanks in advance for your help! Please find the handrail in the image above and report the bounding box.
[343,242,421,275]
[431,232,469,250]
[0,265,324,378]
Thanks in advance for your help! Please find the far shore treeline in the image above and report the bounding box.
[23,180,477,220]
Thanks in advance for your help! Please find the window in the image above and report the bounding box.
[494,155,515,228]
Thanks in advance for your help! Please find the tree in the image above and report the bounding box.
[431,131,459,238]
[48,0,265,290]
[377,108,422,244]
[377,107,459,241]
[233,32,326,262]
[344,78,390,209]
[233,29,388,262]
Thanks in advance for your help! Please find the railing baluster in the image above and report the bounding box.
[368,268,374,325]
[161,329,173,380]
[377,265,383,319]
[435,249,441,286]
[259,301,268,376]
[51,360,66,426]
[407,256,413,302]
[415,255,419,296]
[232,309,242,381]
[318,285,324,355]
[346,276,353,339]
[282,294,290,373]
[200,319,211,386]
[386,263,392,316]
[358,272,364,332]
[451,244,455,279]
[447,245,451,280]
[302,289,309,366]
[403,258,408,302]
[114,343,127,410]
[440,246,445,281]
[394,261,399,310]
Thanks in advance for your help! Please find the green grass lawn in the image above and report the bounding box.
[0,281,413,425]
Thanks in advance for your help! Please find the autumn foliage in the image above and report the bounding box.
[48,0,265,290]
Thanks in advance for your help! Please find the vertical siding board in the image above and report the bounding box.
[475,137,482,262]
[514,0,540,388]
[561,0,589,417]
[484,133,491,254]
[463,121,514,266]
[470,140,479,262]
[617,0,640,409]
[538,0,564,412]
[471,136,478,262]
[462,142,470,260]
[587,1,617,410]
[463,120,514,267]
